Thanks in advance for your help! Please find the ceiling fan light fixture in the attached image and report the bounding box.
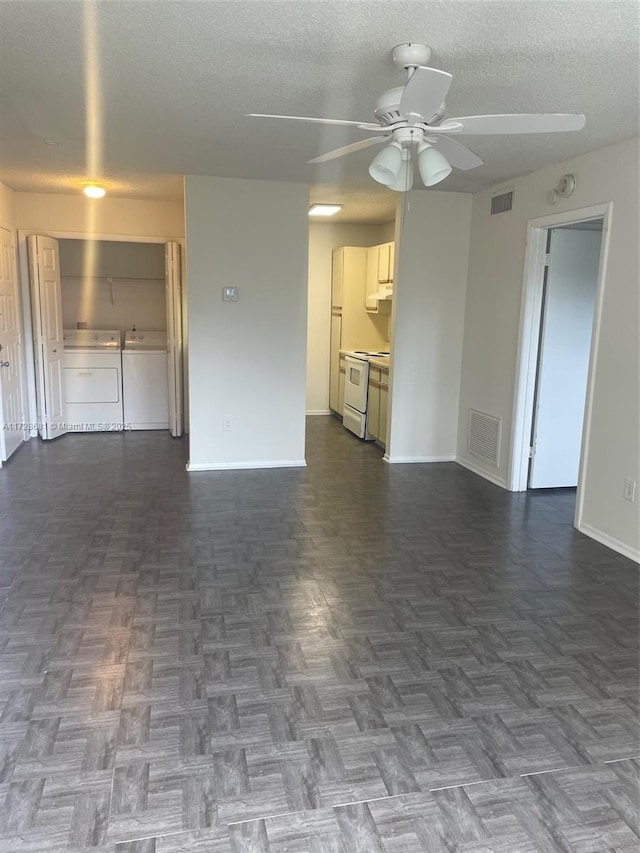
[387,157,414,193]
[417,143,452,187]
[368,141,402,186]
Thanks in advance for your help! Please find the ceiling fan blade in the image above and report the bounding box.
[399,67,453,121]
[431,136,483,170]
[439,113,586,135]
[246,113,378,129]
[308,136,388,164]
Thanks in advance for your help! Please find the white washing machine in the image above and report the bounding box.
[122,330,169,430]
[63,329,124,431]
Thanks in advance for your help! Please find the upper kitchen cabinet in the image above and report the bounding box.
[377,242,395,284]
[365,242,394,314]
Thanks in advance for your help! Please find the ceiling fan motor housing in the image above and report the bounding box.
[392,43,432,70]
[374,87,445,127]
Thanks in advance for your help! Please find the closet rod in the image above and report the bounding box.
[63,274,164,281]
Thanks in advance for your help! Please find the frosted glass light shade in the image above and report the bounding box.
[369,143,402,186]
[417,144,452,187]
[387,158,413,192]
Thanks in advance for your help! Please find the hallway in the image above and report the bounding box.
[0,417,637,851]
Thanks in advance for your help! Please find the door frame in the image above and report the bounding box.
[509,202,613,530]
[17,229,185,436]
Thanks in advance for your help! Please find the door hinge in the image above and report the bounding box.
[544,253,551,266]
[528,445,535,459]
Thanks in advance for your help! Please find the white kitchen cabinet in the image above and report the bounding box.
[366,244,393,314]
[329,312,342,413]
[377,241,395,284]
[367,366,381,439]
[379,367,389,447]
[377,242,391,283]
[365,246,379,311]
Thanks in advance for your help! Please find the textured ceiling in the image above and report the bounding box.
[0,1,638,223]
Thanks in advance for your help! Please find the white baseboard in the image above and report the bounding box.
[384,454,456,464]
[306,410,332,416]
[186,459,307,471]
[456,455,508,489]
[577,522,640,564]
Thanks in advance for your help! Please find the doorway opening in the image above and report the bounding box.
[18,230,184,447]
[510,203,612,529]
[528,220,603,490]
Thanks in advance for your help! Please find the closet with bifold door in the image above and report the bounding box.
[27,236,183,439]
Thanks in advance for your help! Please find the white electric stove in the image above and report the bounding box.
[342,350,390,439]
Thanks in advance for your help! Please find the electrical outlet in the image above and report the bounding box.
[223,417,232,432]
[222,287,239,302]
[623,477,636,502]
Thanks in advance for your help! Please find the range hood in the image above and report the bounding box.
[371,285,393,301]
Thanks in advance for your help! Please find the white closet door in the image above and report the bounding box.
[27,235,67,440]
[0,227,25,460]
[165,241,183,437]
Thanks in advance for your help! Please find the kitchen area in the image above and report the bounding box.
[329,238,395,451]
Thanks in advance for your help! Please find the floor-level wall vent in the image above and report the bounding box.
[491,190,513,215]
[468,409,502,466]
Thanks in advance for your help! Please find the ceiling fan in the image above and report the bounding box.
[247,43,586,191]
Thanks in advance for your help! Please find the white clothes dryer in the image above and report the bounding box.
[63,330,124,432]
[122,330,169,430]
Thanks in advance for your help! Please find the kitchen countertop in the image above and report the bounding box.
[368,356,390,370]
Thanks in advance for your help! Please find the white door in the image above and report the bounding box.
[27,235,67,440]
[165,241,183,437]
[0,227,25,461]
[529,227,601,488]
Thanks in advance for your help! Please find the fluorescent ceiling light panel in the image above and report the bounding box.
[308,204,342,216]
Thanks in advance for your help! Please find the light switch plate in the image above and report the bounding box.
[222,287,239,302]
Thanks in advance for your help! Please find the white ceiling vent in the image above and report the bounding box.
[491,190,513,215]
[468,409,501,466]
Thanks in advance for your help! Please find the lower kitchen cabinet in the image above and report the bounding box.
[367,367,381,440]
[329,312,342,413]
[367,364,389,446]
[379,367,389,447]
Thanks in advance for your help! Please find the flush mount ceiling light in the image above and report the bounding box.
[308,204,342,216]
[83,183,106,198]
[248,42,586,194]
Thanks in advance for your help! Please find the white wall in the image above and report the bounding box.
[387,191,472,462]
[377,219,396,244]
[185,176,309,469]
[306,221,392,414]
[457,137,639,559]
[58,239,166,335]
[14,192,184,237]
[0,181,15,229]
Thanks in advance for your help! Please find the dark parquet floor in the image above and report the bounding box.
[0,416,637,852]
